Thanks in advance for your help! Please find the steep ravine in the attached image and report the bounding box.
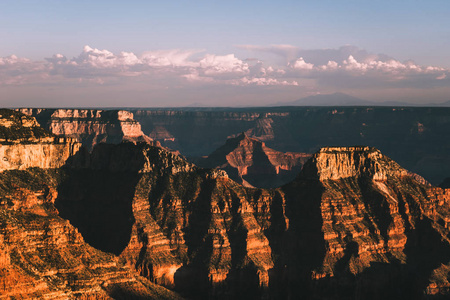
[56,143,276,299]
[194,132,311,188]
[0,111,182,299]
[55,143,450,299]
[3,109,450,299]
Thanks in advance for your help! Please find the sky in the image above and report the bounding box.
[1,0,450,107]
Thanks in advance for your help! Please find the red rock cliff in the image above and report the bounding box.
[197,133,311,188]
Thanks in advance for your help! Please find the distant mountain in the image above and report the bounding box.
[274,93,375,106]
[428,100,450,107]
[272,92,433,107]
[186,102,209,107]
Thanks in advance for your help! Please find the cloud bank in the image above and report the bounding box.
[0,44,449,106]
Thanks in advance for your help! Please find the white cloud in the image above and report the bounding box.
[0,55,31,65]
[237,44,300,61]
[140,49,201,67]
[238,77,299,86]
[199,54,249,75]
[290,57,314,70]
[0,45,448,96]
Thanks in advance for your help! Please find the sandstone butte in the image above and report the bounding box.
[1,109,450,299]
[195,132,311,188]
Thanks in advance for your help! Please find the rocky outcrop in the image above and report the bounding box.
[275,146,450,299]
[196,133,311,188]
[0,110,181,299]
[0,109,81,172]
[56,142,274,298]
[18,108,155,151]
[54,141,450,299]
[231,116,276,141]
[0,168,182,299]
[4,109,450,299]
[130,107,450,185]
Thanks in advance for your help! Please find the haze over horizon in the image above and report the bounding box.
[1,0,449,107]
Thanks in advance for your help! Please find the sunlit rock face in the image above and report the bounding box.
[0,168,183,299]
[277,146,450,299]
[18,108,155,151]
[0,110,181,299]
[56,142,275,299]
[195,132,311,188]
[4,109,450,299]
[0,109,81,171]
[55,141,450,299]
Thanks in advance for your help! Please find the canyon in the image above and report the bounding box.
[194,132,311,188]
[21,107,450,185]
[0,110,181,299]
[18,108,156,151]
[2,108,450,299]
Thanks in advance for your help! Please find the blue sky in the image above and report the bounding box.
[1,0,449,107]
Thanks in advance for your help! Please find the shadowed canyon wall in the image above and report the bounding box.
[55,142,450,299]
[131,107,450,185]
[0,110,182,299]
[3,108,450,299]
[195,132,311,188]
[21,107,450,185]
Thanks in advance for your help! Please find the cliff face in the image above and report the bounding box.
[277,146,450,299]
[196,133,311,188]
[0,169,182,299]
[56,143,275,299]
[0,109,81,172]
[54,141,450,299]
[0,110,181,299]
[130,107,450,185]
[19,108,155,151]
[4,108,450,299]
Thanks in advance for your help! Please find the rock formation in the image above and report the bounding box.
[195,133,311,188]
[55,141,450,299]
[276,146,450,299]
[55,142,275,299]
[232,116,276,142]
[3,109,450,299]
[18,107,450,185]
[0,110,181,299]
[130,107,450,185]
[0,109,81,172]
[18,108,155,151]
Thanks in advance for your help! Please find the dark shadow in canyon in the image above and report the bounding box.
[55,145,142,255]
[268,170,327,300]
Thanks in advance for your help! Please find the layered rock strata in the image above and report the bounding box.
[4,109,450,299]
[0,169,182,299]
[275,146,450,299]
[0,110,181,299]
[56,143,275,299]
[18,108,155,151]
[0,109,81,172]
[55,141,450,299]
[195,133,311,188]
